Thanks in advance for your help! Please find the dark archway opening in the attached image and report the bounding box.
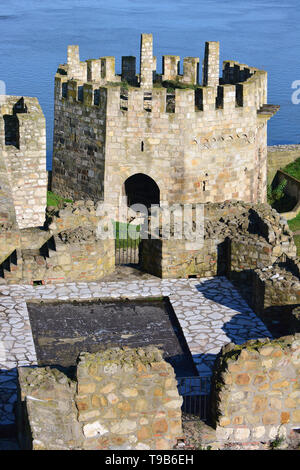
[124,173,160,208]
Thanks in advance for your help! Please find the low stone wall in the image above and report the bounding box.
[251,258,300,335]
[211,335,300,446]
[17,347,183,450]
[20,229,114,284]
[253,261,300,315]
[0,200,115,284]
[140,201,297,279]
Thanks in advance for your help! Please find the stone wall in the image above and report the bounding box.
[17,367,83,450]
[52,34,278,211]
[52,83,107,201]
[251,257,300,335]
[20,228,114,284]
[17,347,183,450]
[140,237,218,279]
[253,258,300,315]
[0,96,47,229]
[211,335,300,446]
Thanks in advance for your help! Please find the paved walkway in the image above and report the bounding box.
[0,276,272,435]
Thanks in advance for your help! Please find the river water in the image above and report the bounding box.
[0,0,299,168]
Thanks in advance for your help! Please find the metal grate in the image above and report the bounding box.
[115,222,141,266]
[177,376,211,422]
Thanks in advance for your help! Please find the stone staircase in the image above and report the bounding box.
[0,250,22,284]
[21,236,57,283]
[0,236,57,284]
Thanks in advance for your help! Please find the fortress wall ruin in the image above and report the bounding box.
[52,34,277,212]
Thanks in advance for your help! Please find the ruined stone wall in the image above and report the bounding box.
[0,96,47,229]
[20,229,114,284]
[140,201,297,279]
[211,335,300,446]
[253,260,300,316]
[251,258,300,336]
[17,367,83,450]
[52,34,277,210]
[140,237,218,279]
[17,347,183,450]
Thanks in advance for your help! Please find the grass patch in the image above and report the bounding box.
[293,235,300,256]
[106,80,131,90]
[113,221,141,249]
[47,191,73,207]
[282,157,300,180]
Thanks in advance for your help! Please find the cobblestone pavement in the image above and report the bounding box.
[0,276,272,443]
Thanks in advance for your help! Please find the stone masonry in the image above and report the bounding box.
[0,96,47,230]
[17,346,183,450]
[140,200,297,279]
[51,33,279,211]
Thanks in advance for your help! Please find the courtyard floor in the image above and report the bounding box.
[0,275,272,444]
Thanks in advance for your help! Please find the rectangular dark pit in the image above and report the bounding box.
[27,298,197,378]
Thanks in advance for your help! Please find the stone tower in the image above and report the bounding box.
[0,96,47,229]
[52,33,279,212]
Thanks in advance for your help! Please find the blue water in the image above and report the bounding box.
[0,0,300,169]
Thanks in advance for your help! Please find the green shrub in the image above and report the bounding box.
[267,179,287,206]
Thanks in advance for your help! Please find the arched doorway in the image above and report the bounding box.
[124,173,160,208]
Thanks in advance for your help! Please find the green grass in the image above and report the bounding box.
[47,191,73,207]
[282,157,300,180]
[293,235,300,256]
[113,221,141,248]
[160,79,200,93]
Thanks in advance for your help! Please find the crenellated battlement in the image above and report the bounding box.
[54,72,271,119]
[0,96,46,151]
[54,34,274,120]
[52,33,279,208]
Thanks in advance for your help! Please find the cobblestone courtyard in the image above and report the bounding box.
[0,276,272,446]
